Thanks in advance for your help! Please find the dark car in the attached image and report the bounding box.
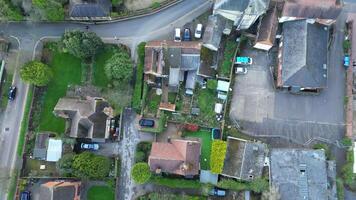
[81,143,99,151]
[209,188,226,197]
[139,118,155,127]
[20,191,31,200]
[8,86,17,101]
[183,28,191,41]
[211,128,221,140]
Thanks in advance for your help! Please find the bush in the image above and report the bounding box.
[312,143,332,160]
[136,142,152,162]
[72,152,111,179]
[132,42,146,111]
[344,40,351,53]
[336,178,345,200]
[151,2,161,9]
[105,49,133,83]
[20,61,53,86]
[131,162,151,184]
[201,46,213,67]
[341,138,352,147]
[207,79,217,90]
[150,176,202,189]
[135,151,145,163]
[210,140,227,174]
[218,178,269,193]
[56,153,75,176]
[342,151,356,191]
[62,31,103,59]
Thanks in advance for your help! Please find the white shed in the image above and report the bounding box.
[46,139,62,162]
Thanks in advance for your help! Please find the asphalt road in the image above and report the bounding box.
[0,0,212,199]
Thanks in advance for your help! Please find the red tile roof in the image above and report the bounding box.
[149,139,201,176]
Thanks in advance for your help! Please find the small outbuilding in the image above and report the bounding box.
[46,139,63,162]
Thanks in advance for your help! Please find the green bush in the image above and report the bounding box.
[20,61,53,86]
[150,176,202,189]
[341,151,356,191]
[201,46,213,66]
[312,143,332,160]
[131,162,151,184]
[72,152,111,179]
[132,42,146,111]
[341,138,352,147]
[210,140,227,174]
[344,40,351,53]
[105,50,133,83]
[336,178,345,200]
[207,79,217,90]
[151,2,161,9]
[218,178,269,193]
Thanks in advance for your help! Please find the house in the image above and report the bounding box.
[54,97,113,142]
[69,0,112,20]
[148,139,201,177]
[254,6,278,51]
[39,181,81,200]
[202,15,227,51]
[276,19,329,93]
[144,41,202,95]
[213,0,270,30]
[270,149,337,200]
[33,133,62,162]
[222,137,268,181]
[279,0,342,25]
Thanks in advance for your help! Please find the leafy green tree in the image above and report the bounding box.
[0,0,23,21]
[62,30,104,59]
[56,153,75,175]
[72,152,111,179]
[135,151,145,163]
[104,50,133,83]
[207,79,217,90]
[131,162,151,184]
[20,61,53,86]
[210,140,227,174]
[31,0,64,21]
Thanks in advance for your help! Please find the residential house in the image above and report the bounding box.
[148,139,201,177]
[276,19,329,93]
[222,137,268,181]
[270,149,337,200]
[69,0,112,21]
[53,97,113,143]
[254,6,278,51]
[33,133,62,162]
[39,181,81,200]
[279,0,342,25]
[144,40,202,96]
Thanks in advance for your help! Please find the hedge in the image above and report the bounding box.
[150,176,202,189]
[132,42,146,112]
[217,178,269,193]
[210,140,227,174]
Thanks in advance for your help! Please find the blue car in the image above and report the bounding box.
[81,143,99,151]
[20,191,31,200]
[183,28,191,41]
[235,56,252,65]
[344,56,350,68]
[211,128,221,140]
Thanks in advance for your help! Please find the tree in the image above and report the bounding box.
[210,140,227,174]
[56,153,75,176]
[62,30,103,59]
[104,50,133,83]
[31,0,65,21]
[207,79,217,90]
[72,152,111,179]
[20,61,53,86]
[131,162,151,184]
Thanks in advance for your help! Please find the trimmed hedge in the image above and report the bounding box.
[210,140,227,174]
[132,42,146,111]
[218,178,269,193]
[150,176,202,189]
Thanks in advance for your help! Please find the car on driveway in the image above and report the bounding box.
[139,118,155,127]
[209,188,226,197]
[174,28,181,42]
[194,24,203,39]
[8,86,17,101]
[235,66,248,74]
[344,55,350,68]
[183,28,191,41]
[235,56,253,65]
[81,143,99,151]
[20,191,31,200]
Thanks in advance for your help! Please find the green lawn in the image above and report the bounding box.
[39,51,82,134]
[87,186,115,200]
[195,88,218,127]
[93,46,115,87]
[184,130,212,170]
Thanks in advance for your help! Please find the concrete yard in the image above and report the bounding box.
[229,13,347,146]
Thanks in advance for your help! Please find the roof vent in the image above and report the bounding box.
[323,64,327,69]
[323,74,327,78]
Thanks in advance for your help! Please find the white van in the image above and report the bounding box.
[174,28,181,42]
[195,24,203,39]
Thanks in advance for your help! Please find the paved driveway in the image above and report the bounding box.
[230,12,347,146]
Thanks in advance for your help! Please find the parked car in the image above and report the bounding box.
[81,143,99,151]
[235,66,248,74]
[344,55,350,67]
[183,28,191,41]
[139,118,155,127]
[235,56,253,65]
[194,23,203,38]
[174,28,181,42]
[211,128,221,140]
[209,188,226,197]
[20,191,31,200]
[8,86,17,101]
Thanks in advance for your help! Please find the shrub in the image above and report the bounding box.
[343,40,351,53]
[105,50,133,83]
[210,140,227,174]
[342,151,356,191]
[207,79,217,90]
[151,2,161,9]
[312,143,332,160]
[150,176,202,189]
[341,138,352,147]
[131,162,151,184]
[20,61,53,86]
[72,152,111,179]
[218,178,269,193]
[132,42,146,111]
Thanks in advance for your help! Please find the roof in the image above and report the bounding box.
[270,149,332,200]
[222,137,267,180]
[202,15,225,51]
[46,139,62,162]
[280,19,328,88]
[255,6,278,46]
[33,133,49,160]
[69,0,111,18]
[148,139,201,176]
[281,0,342,20]
[200,170,218,184]
[185,70,197,90]
[54,97,112,140]
[217,80,230,92]
[39,181,81,200]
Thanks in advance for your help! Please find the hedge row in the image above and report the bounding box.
[132,42,146,112]
[210,140,227,174]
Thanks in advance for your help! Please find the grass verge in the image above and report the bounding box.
[150,176,202,189]
[17,86,33,156]
[93,45,115,87]
[87,185,115,200]
[6,170,19,200]
[1,73,13,108]
[184,130,212,170]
